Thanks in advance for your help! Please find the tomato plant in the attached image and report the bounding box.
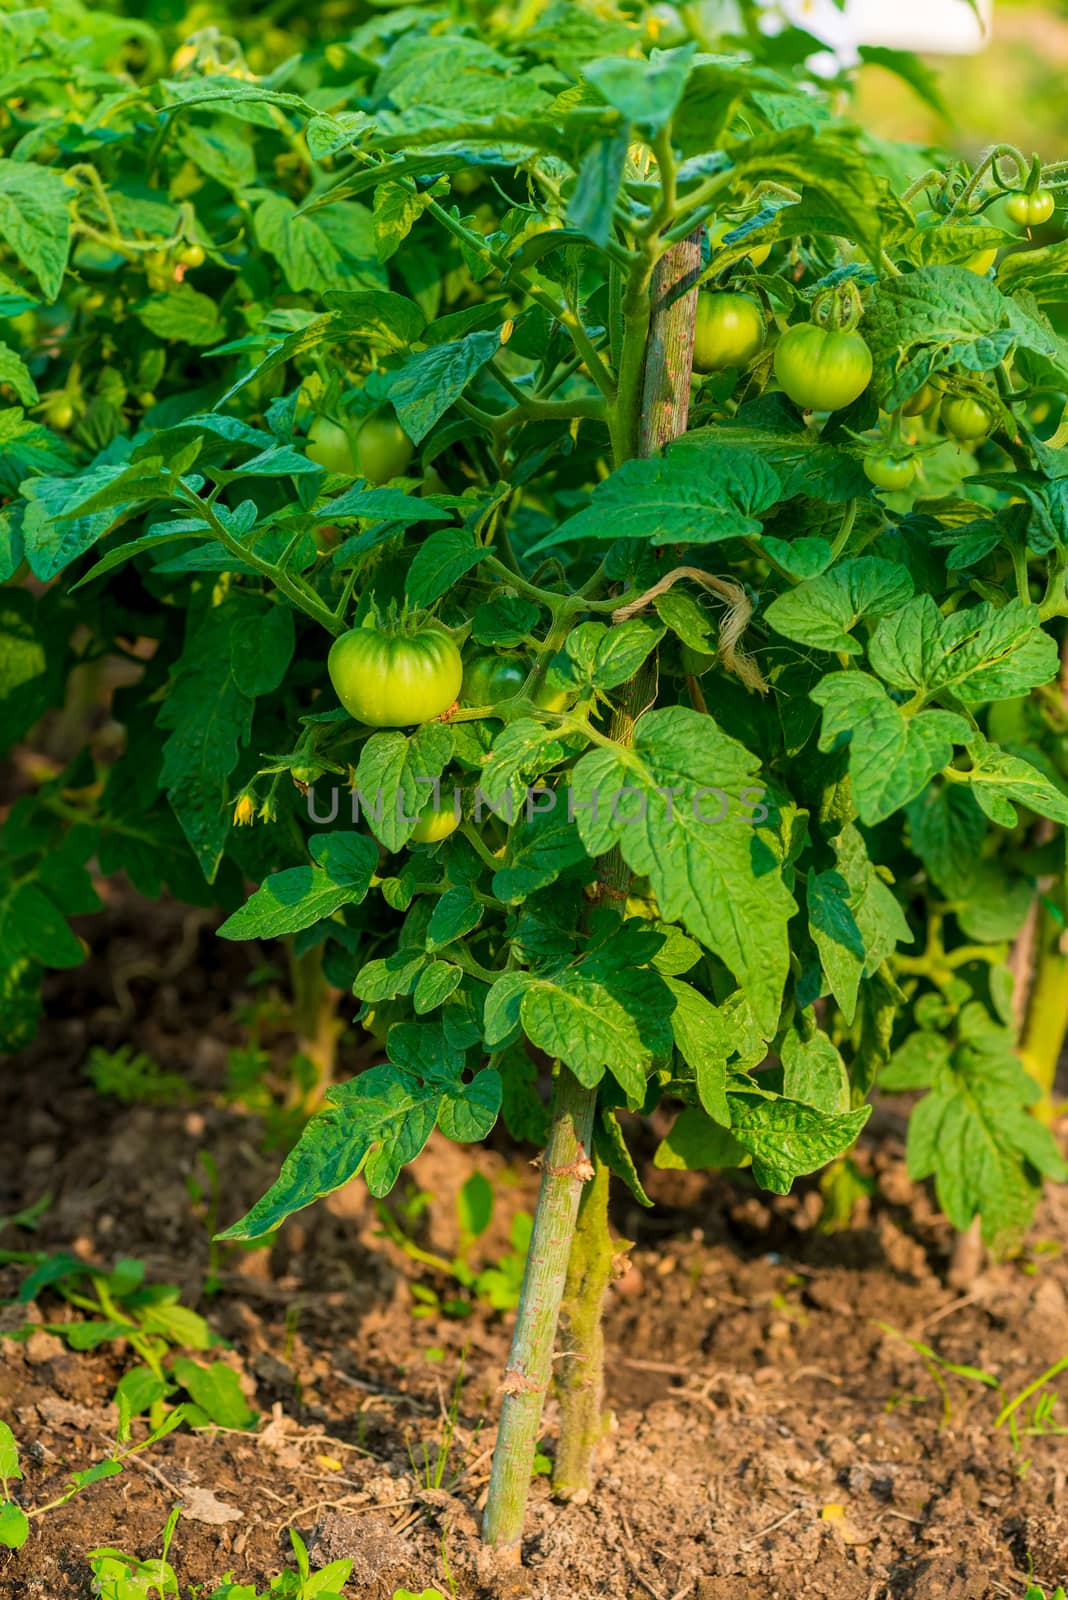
[305,416,356,475]
[3,3,1068,1571]
[410,797,462,844]
[354,412,415,484]
[461,650,528,706]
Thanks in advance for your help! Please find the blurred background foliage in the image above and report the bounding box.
[855,1,1068,155]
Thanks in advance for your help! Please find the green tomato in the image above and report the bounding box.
[942,396,993,441]
[774,323,873,412]
[901,383,936,417]
[863,453,916,492]
[692,292,766,374]
[531,673,572,713]
[1006,189,1056,228]
[461,651,527,706]
[410,797,461,843]
[355,414,415,485]
[179,242,206,268]
[44,397,75,430]
[328,624,463,727]
[307,416,357,475]
[290,762,325,785]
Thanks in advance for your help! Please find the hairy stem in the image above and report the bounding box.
[481,1067,598,1556]
[1017,900,1068,1122]
[287,941,344,1110]
[550,228,704,1504]
[552,1150,614,1501]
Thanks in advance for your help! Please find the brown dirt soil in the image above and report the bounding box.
[2,892,1067,1600]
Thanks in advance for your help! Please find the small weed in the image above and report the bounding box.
[1,1410,187,1554]
[881,1324,1068,1472]
[90,1519,352,1599]
[0,1193,51,1235]
[84,1045,190,1107]
[223,1043,312,1152]
[1,1253,256,1431]
[409,1358,467,1494]
[378,1174,531,1320]
[186,1152,270,1298]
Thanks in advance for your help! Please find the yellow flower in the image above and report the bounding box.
[233,793,256,826]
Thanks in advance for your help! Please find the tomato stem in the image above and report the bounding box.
[481,1065,598,1556]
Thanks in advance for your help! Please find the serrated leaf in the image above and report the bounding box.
[406,527,489,605]
[353,725,454,851]
[390,330,501,444]
[530,452,780,551]
[812,673,969,826]
[765,558,914,655]
[0,160,71,300]
[218,832,377,940]
[868,597,1057,704]
[569,706,795,1036]
[964,737,1068,827]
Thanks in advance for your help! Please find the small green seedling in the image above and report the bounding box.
[882,1325,1068,1471]
[1,1410,187,1554]
[379,1173,532,1319]
[3,1253,256,1430]
[84,1045,191,1107]
[91,1521,352,1599]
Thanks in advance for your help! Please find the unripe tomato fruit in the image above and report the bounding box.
[1006,189,1056,228]
[942,396,993,441]
[901,383,936,417]
[863,453,916,491]
[692,293,766,373]
[179,242,206,268]
[410,797,461,843]
[291,762,324,785]
[461,651,527,706]
[45,397,75,429]
[774,323,872,412]
[328,624,463,727]
[307,416,357,474]
[531,674,572,713]
[354,414,415,485]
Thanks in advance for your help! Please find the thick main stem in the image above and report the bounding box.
[549,227,704,1503]
[1018,900,1068,1122]
[482,225,703,1554]
[552,1151,614,1501]
[288,942,344,1110]
[481,1067,598,1556]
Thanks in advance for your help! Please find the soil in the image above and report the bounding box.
[2,888,1067,1600]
